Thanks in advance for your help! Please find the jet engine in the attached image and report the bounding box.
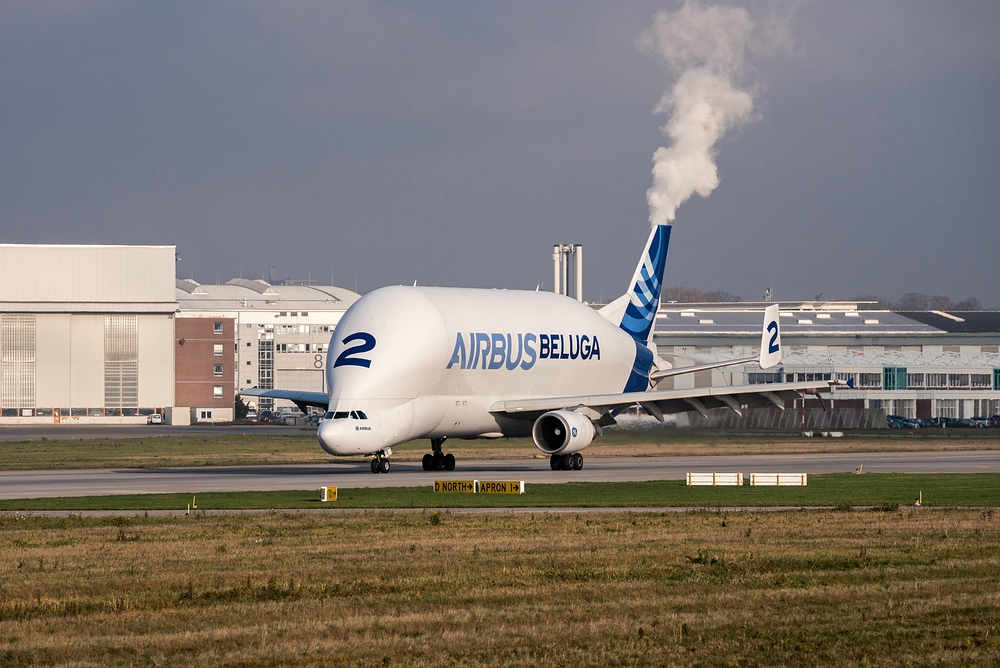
[531,410,596,455]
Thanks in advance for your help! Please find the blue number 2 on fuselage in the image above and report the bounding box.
[766,321,779,354]
[334,332,376,368]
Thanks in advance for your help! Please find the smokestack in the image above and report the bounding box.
[574,244,583,302]
[552,245,562,295]
[551,244,584,301]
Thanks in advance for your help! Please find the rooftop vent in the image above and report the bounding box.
[226,278,279,296]
[176,278,207,295]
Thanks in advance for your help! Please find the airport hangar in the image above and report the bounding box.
[0,244,359,425]
[1,243,998,426]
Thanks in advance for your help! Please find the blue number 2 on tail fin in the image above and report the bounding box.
[618,225,671,345]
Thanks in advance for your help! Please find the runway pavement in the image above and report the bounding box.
[2,450,998,500]
[0,424,300,441]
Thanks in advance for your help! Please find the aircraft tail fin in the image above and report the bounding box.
[616,225,671,344]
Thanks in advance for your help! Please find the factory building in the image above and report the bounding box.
[175,279,360,413]
[651,302,1000,428]
[0,244,176,424]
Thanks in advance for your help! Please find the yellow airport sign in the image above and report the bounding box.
[433,480,477,493]
[478,480,525,495]
[320,486,337,502]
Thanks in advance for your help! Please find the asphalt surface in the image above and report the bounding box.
[2,450,998,500]
[0,424,301,441]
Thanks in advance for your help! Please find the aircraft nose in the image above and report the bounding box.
[317,419,347,456]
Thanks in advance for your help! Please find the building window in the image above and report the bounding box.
[858,373,882,388]
[213,344,223,356]
[908,373,925,388]
[883,367,907,391]
[936,399,957,419]
[213,386,223,398]
[995,369,1000,391]
[247,361,251,365]
[948,374,969,388]
[214,322,223,334]
[214,364,223,377]
[926,373,947,389]
[971,374,991,388]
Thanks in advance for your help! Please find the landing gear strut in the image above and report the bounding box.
[422,437,455,472]
[370,450,391,474]
[550,452,583,471]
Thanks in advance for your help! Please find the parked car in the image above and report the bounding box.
[147,413,163,425]
[259,411,285,424]
[886,415,920,429]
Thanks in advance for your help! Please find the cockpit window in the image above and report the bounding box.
[329,410,367,420]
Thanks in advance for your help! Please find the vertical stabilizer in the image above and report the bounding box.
[618,225,671,344]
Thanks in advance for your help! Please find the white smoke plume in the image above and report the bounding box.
[638,1,774,227]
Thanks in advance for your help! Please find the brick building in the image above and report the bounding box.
[174,316,235,422]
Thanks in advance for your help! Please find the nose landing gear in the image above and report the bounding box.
[422,437,455,471]
[370,450,392,474]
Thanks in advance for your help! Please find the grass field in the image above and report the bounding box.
[2,428,999,470]
[2,473,998,512]
[1,507,997,666]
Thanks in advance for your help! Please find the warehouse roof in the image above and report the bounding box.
[176,279,361,312]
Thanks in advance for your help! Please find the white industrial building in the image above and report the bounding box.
[0,244,176,424]
[651,301,1000,428]
[175,278,361,411]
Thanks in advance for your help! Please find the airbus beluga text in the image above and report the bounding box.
[242,225,824,474]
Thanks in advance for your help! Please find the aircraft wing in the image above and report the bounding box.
[489,381,829,422]
[239,387,329,411]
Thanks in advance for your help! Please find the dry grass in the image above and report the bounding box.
[1,508,998,666]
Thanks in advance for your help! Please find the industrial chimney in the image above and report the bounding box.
[552,244,583,301]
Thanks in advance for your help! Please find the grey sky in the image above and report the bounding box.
[1,1,998,304]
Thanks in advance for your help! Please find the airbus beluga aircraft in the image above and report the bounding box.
[242,225,824,473]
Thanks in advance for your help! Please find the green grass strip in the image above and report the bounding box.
[0,473,997,511]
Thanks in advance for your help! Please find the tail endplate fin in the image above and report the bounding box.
[759,303,781,369]
[618,225,671,344]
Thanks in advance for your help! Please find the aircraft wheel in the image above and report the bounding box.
[561,454,573,471]
[432,451,444,471]
[422,453,433,471]
[370,458,380,474]
[550,454,561,471]
[443,453,456,471]
[380,458,391,474]
[572,453,584,470]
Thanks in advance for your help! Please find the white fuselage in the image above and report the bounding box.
[316,285,650,456]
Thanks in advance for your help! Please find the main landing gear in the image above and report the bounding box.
[370,450,391,474]
[422,437,456,472]
[550,453,584,471]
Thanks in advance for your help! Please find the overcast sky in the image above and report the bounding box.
[2,1,998,304]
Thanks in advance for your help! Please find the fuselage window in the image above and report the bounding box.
[349,410,369,420]
[356,411,367,420]
[323,411,334,420]
[333,411,350,419]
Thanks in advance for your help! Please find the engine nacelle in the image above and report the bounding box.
[531,410,596,455]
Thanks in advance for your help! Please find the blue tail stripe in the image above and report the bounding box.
[619,225,671,344]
